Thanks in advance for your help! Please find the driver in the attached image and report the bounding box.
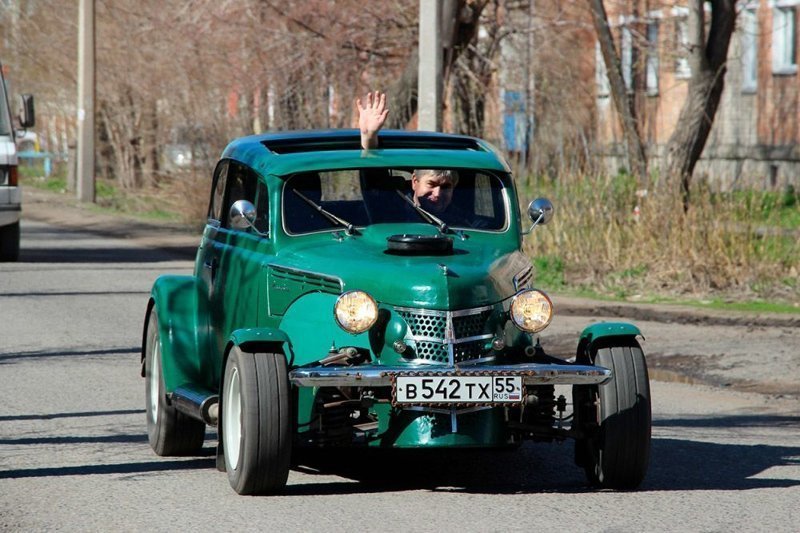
[410,168,458,214]
[356,91,470,224]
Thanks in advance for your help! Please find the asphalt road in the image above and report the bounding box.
[1,218,799,532]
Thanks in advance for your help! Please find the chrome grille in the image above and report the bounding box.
[414,341,449,363]
[453,339,488,364]
[453,309,493,340]
[396,310,448,341]
[394,305,496,365]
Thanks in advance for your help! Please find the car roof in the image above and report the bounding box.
[220,129,512,176]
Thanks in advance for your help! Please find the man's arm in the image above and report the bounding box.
[356,91,388,150]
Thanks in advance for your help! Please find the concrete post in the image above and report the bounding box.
[76,0,95,203]
[418,0,442,132]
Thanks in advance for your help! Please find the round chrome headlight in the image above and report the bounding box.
[510,289,553,333]
[334,290,378,334]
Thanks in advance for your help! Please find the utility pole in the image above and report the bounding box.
[523,0,535,171]
[76,0,95,203]
[418,0,442,131]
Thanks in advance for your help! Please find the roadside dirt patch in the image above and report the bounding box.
[544,304,800,399]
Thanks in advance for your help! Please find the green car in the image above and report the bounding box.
[141,130,650,494]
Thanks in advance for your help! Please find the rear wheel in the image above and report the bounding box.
[222,347,292,495]
[0,222,20,262]
[574,339,651,490]
[144,307,205,455]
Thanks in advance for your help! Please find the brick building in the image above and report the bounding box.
[596,0,799,190]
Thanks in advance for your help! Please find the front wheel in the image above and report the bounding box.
[221,347,292,495]
[574,339,651,490]
[144,307,205,456]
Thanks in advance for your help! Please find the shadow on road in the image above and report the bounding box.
[19,246,194,263]
[18,223,196,262]
[0,434,151,446]
[282,414,800,495]
[0,408,144,422]
[0,346,139,364]
[647,437,799,491]
[0,458,215,480]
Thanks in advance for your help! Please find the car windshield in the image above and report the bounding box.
[282,168,508,235]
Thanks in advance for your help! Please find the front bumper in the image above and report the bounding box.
[288,362,611,388]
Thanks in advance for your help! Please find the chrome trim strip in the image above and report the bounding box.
[513,266,533,291]
[402,333,493,344]
[402,405,493,415]
[394,306,448,316]
[450,305,495,317]
[393,304,494,316]
[453,355,497,366]
[409,335,448,343]
[398,357,447,366]
[288,363,612,387]
[452,333,495,344]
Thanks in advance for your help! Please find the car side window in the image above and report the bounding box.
[209,161,229,222]
[223,162,259,229]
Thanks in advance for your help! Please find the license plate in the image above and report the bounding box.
[393,375,523,405]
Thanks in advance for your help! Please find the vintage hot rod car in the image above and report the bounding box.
[141,130,650,494]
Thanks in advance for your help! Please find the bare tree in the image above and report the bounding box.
[385,0,491,130]
[588,0,648,183]
[665,0,736,210]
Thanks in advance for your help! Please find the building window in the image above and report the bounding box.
[741,9,758,91]
[596,41,610,97]
[675,15,691,78]
[621,25,633,91]
[646,21,660,94]
[772,5,797,74]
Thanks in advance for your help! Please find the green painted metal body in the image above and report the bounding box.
[579,322,642,347]
[146,129,630,449]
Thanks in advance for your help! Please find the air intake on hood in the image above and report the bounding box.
[386,234,453,255]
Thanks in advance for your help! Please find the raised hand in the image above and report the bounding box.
[356,91,389,149]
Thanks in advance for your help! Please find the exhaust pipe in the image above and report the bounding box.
[170,386,219,426]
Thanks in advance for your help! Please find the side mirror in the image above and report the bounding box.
[17,94,35,129]
[229,199,268,237]
[523,198,554,235]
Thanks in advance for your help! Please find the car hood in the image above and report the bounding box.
[273,224,531,309]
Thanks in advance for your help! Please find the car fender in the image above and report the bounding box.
[144,275,211,392]
[576,322,643,363]
[279,291,372,367]
[228,327,291,360]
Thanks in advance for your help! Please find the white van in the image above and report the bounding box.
[0,62,35,261]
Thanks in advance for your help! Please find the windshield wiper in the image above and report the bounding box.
[395,189,449,234]
[292,189,356,236]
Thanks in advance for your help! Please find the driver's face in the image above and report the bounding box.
[411,172,455,213]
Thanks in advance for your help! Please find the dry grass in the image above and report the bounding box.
[93,171,211,228]
[520,172,800,304]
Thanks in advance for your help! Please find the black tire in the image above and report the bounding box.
[575,339,651,490]
[221,347,291,495]
[0,222,20,262]
[144,307,205,456]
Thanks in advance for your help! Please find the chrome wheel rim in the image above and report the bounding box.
[224,365,242,470]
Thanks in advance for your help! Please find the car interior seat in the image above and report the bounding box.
[283,172,325,233]
[361,169,409,224]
